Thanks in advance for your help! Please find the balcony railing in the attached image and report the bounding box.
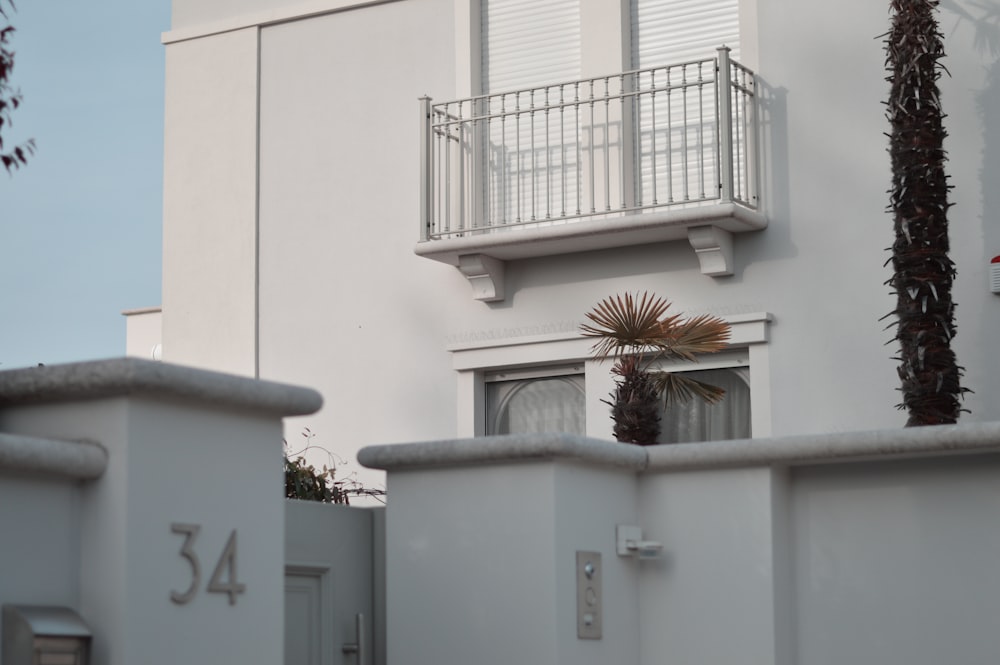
[419,47,759,243]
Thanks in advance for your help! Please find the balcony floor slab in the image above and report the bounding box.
[415,202,765,266]
[416,203,765,300]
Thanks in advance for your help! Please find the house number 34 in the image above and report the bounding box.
[170,523,246,606]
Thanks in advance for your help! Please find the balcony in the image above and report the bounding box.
[417,47,765,301]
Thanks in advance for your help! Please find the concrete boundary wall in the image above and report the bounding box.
[361,423,1000,665]
[0,359,322,665]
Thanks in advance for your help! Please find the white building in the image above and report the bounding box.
[140,0,1000,488]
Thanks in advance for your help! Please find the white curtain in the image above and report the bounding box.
[487,375,586,435]
[657,367,750,443]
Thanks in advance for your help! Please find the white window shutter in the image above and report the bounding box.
[482,0,581,93]
[480,0,582,226]
[631,0,740,68]
[630,0,741,207]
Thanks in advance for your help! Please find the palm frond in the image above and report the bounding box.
[580,292,673,360]
[658,314,731,361]
[653,371,727,406]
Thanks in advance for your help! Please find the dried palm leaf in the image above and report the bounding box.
[580,292,678,360]
[653,371,727,406]
[657,314,731,361]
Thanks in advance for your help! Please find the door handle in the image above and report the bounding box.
[341,612,364,665]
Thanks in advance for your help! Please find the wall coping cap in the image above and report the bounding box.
[645,421,1000,469]
[358,433,648,471]
[0,358,323,417]
[0,433,108,481]
[360,422,1000,474]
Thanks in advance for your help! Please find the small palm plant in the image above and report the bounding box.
[580,292,731,445]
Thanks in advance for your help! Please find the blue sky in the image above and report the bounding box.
[0,0,169,369]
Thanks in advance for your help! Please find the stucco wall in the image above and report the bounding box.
[255,0,459,492]
[161,28,259,377]
[160,0,1000,489]
[789,454,1000,664]
[364,427,1000,665]
[0,476,82,611]
[383,460,641,665]
[749,0,1000,432]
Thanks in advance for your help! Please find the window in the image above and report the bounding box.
[483,364,748,441]
[485,366,585,435]
[449,314,771,439]
[657,366,750,443]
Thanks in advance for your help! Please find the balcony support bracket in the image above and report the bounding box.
[688,226,733,277]
[457,254,506,302]
[688,225,734,277]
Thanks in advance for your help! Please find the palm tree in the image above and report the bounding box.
[885,0,967,424]
[580,292,731,445]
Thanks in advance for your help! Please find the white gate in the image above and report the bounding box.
[284,501,385,665]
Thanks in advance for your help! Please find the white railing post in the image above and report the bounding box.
[746,71,760,208]
[620,72,636,210]
[717,46,734,204]
[473,96,488,229]
[419,96,432,241]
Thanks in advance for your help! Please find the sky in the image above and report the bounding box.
[0,0,169,370]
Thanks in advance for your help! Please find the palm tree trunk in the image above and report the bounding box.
[886,0,966,425]
[607,355,661,445]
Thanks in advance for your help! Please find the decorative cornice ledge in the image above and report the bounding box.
[359,422,1000,474]
[358,433,648,471]
[0,358,323,417]
[0,433,108,481]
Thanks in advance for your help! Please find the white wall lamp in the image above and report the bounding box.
[991,255,1000,294]
[616,525,663,559]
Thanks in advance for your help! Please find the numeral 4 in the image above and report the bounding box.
[207,530,247,605]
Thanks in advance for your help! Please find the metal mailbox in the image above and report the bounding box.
[2,605,91,665]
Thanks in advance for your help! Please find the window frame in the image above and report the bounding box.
[485,367,587,436]
[449,312,771,439]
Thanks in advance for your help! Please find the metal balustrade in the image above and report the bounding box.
[420,47,758,242]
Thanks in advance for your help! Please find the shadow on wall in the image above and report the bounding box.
[976,10,1000,417]
[977,49,1000,263]
[734,79,795,279]
[942,0,1000,416]
[939,1,1000,248]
